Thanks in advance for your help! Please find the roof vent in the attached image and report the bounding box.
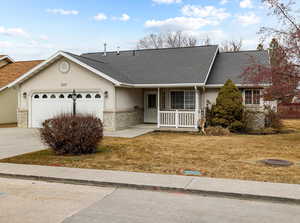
[117,47,120,55]
[103,43,107,56]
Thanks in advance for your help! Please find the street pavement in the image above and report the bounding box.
[1,177,299,223]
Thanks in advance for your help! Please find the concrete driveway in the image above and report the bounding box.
[0,128,44,159]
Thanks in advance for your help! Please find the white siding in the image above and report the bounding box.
[0,88,17,124]
[19,58,116,112]
[115,87,143,111]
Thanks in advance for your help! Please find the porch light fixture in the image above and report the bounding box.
[104,91,108,98]
[22,92,27,99]
[72,89,77,116]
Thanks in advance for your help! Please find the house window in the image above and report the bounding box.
[147,94,157,109]
[185,91,195,109]
[171,91,184,109]
[245,89,260,105]
[170,91,195,110]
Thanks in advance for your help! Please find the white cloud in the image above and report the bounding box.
[240,0,253,8]
[120,14,130,21]
[0,41,12,48]
[243,38,259,49]
[236,12,260,26]
[152,0,182,4]
[46,9,79,15]
[184,29,228,42]
[145,17,218,31]
[94,13,108,21]
[0,26,29,38]
[146,5,230,31]
[220,0,229,5]
[39,35,49,41]
[112,14,131,21]
[181,5,231,20]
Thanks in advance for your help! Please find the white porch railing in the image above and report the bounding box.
[159,110,202,128]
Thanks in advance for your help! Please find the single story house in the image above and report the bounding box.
[0,55,42,124]
[0,45,274,130]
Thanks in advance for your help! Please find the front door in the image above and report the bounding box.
[144,92,157,123]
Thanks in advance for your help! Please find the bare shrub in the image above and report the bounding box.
[265,106,283,130]
[205,126,231,136]
[40,114,103,155]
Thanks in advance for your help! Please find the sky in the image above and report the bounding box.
[0,0,288,60]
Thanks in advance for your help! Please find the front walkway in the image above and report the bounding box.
[104,124,157,138]
[104,124,198,138]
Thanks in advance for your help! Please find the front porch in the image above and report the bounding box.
[143,88,205,129]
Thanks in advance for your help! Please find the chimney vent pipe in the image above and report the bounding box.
[103,43,107,56]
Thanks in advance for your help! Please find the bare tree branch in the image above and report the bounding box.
[137,31,198,49]
[219,39,243,52]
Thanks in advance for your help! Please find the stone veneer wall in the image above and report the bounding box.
[115,109,144,130]
[103,111,115,131]
[17,109,143,131]
[103,109,143,131]
[17,110,28,128]
[245,111,265,130]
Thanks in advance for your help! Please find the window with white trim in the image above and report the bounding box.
[170,91,195,109]
[245,89,260,105]
[147,94,157,109]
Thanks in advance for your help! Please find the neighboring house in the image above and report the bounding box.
[0,55,42,124]
[1,46,274,130]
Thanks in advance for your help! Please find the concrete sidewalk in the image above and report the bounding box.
[0,163,299,204]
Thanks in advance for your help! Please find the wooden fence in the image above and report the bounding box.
[278,103,300,119]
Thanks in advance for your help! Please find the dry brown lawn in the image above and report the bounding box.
[1,119,300,184]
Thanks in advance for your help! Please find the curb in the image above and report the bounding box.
[0,172,299,205]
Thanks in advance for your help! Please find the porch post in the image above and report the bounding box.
[195,86,199,129]
[157,88,160,128]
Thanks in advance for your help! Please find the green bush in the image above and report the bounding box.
[210,79,245,132]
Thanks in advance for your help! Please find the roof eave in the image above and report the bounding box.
[205,83,271,88]
[119,83,205,88]
[5,51,122,91]
[0,55,15,63]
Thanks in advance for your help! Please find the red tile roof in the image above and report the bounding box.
[0,60,43,88]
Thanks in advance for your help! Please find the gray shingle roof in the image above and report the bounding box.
[207,50,269,85]
[65,47,269,86]
[64,52,132,83]
[80,45,218,84]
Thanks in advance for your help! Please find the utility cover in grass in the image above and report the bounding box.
[180,169,205,176]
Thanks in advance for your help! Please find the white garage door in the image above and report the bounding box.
[31,92,103,128]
